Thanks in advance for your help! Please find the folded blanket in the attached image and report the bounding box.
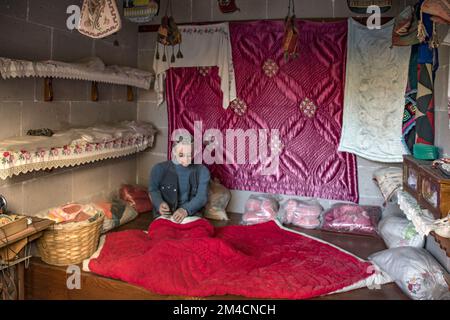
[86,217,391,299]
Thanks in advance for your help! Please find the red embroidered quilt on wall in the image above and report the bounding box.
[167,20,358,202]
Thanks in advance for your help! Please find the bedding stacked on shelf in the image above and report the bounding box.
[0,121,156,179]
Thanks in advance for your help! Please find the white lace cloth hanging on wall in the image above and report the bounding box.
[153,22,237,109]
[338,18,411,163]
[0,57,153,89]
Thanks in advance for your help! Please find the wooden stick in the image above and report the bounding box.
[138,17,394,32]
[127,86,134,102]
[44,78,53,102]
[91,81,99,101]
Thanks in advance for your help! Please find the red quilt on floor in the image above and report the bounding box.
[88,219,375,299]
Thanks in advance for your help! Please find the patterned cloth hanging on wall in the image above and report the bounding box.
[415,0,439,145]
[402,45,419,154]
[338,18,410,163]
[78,0,122,39]
[166,20,359,203]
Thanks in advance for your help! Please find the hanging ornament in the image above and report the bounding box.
[347,0,392,14]
[282,0,299,61]
[123,0,160,24]
[217,0,240,14]
[155,0,182,63]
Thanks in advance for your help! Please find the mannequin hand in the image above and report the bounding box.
[159,202,171,215]
[172,208,188,223]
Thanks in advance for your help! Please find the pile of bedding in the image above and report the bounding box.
[0,121,156,179]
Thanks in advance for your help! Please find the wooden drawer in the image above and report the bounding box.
[418,165,450,219]
[403,155,426,201]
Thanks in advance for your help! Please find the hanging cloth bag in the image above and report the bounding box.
[282,0,299,61]
[155,0,182,63]
[78,0,122,39]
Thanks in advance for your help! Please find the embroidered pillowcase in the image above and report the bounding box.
[369,247,450,300]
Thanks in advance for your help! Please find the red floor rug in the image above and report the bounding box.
[87,218,381,299]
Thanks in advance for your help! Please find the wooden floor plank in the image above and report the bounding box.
[25,213,408,300]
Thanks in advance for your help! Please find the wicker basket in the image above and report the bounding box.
[36,211,104,266]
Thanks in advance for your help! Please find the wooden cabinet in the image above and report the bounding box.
[403,155,450,219]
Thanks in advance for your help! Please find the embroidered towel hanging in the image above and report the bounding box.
[338,18,410,163]
[153,23,236,109]
[78,0,122,39]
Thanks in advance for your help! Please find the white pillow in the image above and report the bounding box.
[369,247,450,300]
[378,216,425,249]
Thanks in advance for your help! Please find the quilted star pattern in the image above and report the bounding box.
[166,20,358,202]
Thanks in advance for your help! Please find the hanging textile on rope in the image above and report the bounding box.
[78,0,122,39]
[282,0,299,61]
[217,0,240,14]
[123,0,160,24]
[155,0,182,64]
